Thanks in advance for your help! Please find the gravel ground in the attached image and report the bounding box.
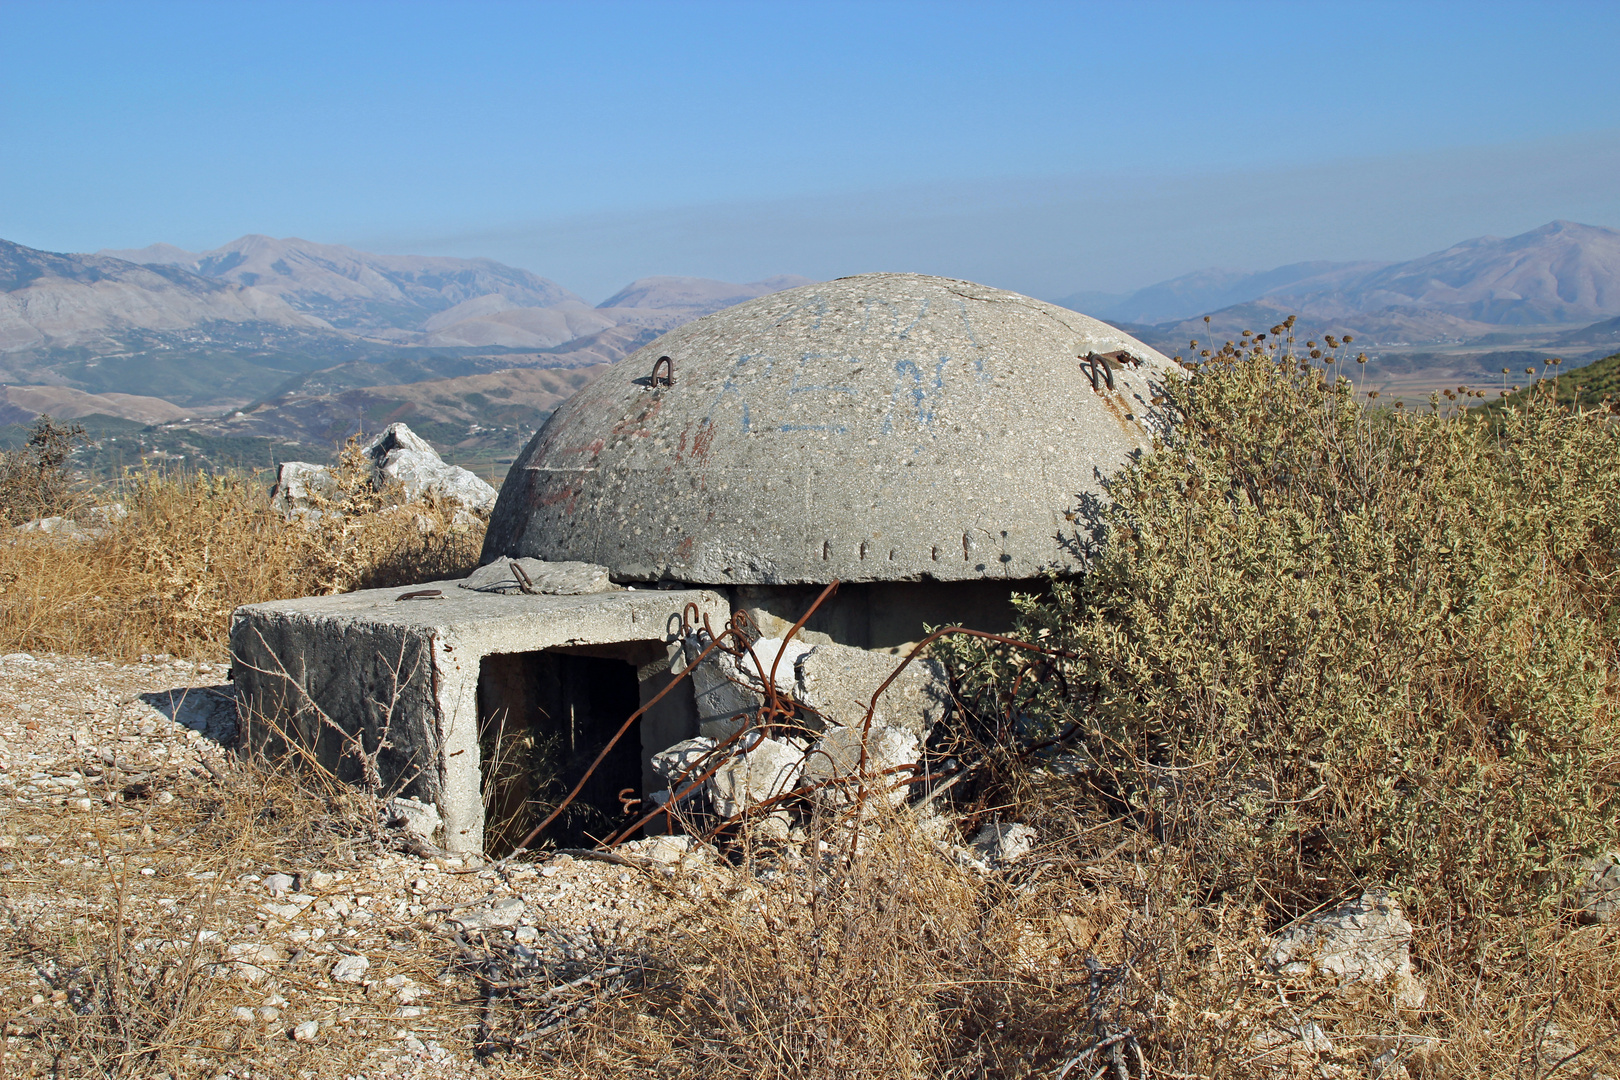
[0,652,693,1078]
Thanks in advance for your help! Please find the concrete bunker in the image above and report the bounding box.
[232,272,1179,854]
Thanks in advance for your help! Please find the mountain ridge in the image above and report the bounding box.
[1060,220,1620,346]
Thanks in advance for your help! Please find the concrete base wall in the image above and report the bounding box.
[231,582,728,853]
[733,579,1036,651]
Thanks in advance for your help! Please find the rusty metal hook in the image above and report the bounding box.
[651,355,675,388]
[1080,352,1115,392]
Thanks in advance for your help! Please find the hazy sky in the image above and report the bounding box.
[3,0,1618,302]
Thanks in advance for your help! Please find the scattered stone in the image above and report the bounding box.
[331,953,370,983]
[1252,1021,1333,1055]
[1266,889,1426,1009]
[262,873,296,896]
[232,1006,256,1023]
[459,557,616,596]
[970,822,1038,865]
[292,1019,320,1042]
[617,834,712,868]
[451,897,526,931]
[386,796,443,845]
[1571,851,1620,924]
[15,516,101,541]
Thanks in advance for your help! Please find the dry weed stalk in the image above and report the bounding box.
[0,444,484,660]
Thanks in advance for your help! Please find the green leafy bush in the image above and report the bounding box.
[941,341,1620,923]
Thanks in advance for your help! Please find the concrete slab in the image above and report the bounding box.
[230,581,729,852]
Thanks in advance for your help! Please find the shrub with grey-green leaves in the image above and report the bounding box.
[938,343,1620,924]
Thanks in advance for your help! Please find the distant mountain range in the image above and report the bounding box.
[0,233,810,413]
[4,221,1619,473]
[1057,221,1620,353]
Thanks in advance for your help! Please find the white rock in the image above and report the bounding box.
[268,461,338,516]
[1266,889,1426,1008]
[292,1019,320,1042]
[453,896,526,931]
[331,953,369,983]
[366,424,497,513]
[617,833,711,867]
[232,1006,256,1023]
[262,873,295,896]
[269,423,497,517]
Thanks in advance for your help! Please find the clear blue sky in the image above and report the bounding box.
[3,0,1618,301]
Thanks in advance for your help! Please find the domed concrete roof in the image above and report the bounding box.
[482,273,1178,585]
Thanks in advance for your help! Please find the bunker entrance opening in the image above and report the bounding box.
[477,644,655,855]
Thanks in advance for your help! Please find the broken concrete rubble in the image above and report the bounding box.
[459,557,615,596]
[386,795,444,846]
[802,723,922,807]
[705,734,804,818]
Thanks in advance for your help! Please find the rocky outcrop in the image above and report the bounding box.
[269,423,496,517]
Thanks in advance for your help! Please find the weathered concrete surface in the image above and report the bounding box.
[483,272,1178,585]
[231,581,728,852]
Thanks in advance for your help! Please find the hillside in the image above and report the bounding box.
[0,384,190,426]
[169,363,613,466]
[0,239,329,354]
[1487,349,1620,411]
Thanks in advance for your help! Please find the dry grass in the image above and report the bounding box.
[0,441,485,661]
[497,795,1618,1079]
